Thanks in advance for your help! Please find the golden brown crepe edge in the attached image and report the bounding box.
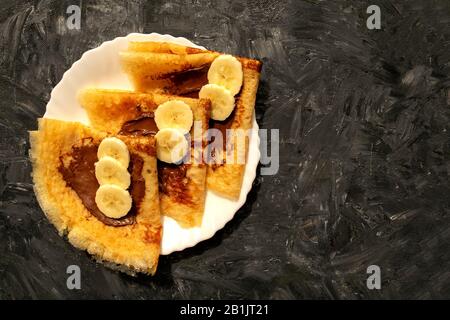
[206,60,262,200]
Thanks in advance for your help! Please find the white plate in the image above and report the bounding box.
[44,33,260,255]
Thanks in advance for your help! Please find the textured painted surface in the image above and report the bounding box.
[1,0,450,299]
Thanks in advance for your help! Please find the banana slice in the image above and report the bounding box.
[97,137,130,168]
[154,100,193,133]
[199,84,235,121]
[95,156,131,189]
[207,55,243,96]
[155,128,189,164]
[95,184,132,219]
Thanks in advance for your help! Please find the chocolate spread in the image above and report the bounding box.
[168,64,209,96]
[59,143,145,227]
[206,107,237,170]
[128,154,145,212]
[118,113,158,136]
[211,108,236,151]
[157,162,192,205]
[119,116,191,203]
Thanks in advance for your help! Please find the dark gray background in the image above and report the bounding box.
[1,0,450,299]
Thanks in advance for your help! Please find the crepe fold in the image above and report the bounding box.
[120,42,262,200]
[30,118,161,275]
[78,88,211,227]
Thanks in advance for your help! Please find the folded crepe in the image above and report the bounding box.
[29,118,161,275]
[120,42,220,95]
[120,42,262,200]
[78,88,211,227]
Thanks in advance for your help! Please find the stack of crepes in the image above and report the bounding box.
[30,40,262,275]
